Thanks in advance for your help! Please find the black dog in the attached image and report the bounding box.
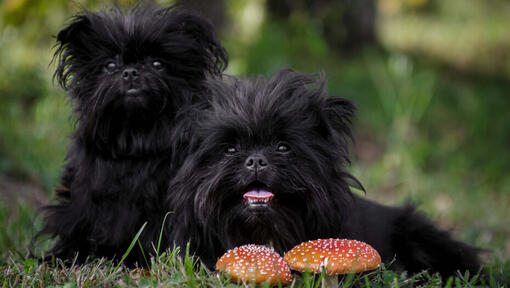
[38,5,227,265]
[167,69,480,277]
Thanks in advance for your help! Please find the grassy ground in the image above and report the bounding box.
[0,252,499,287]
[0,202,507,288]
[0,184,509,287]
[0,207,508,288]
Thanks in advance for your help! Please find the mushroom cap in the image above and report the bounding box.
[284,239,381,275]
[216,244,292,285]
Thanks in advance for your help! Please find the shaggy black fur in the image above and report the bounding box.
[167,69,480,277]
[37,5,227,265]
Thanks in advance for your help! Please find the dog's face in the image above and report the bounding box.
[171,70,361,254]
[54,6,227,120]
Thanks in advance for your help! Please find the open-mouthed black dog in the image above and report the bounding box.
[167,69,480,277]
[38,5,227,265]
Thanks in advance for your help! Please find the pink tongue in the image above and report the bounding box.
[243,189,274,200]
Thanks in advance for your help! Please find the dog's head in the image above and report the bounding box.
[54,5,227,154]
[171,69,362,254]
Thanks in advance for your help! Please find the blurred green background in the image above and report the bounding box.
[0,0,509,270]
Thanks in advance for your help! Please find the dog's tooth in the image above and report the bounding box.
[246,197,272,205]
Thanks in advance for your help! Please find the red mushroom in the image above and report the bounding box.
[216,244,292,286]
[284,239,381,288]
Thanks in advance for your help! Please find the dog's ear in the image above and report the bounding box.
[173,11,228,75]
[321,96,365,191]
[56,15,91,48]
[322,96,356,142]
[53,14,93,89]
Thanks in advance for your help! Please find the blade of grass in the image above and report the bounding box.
[314,269,325,288]
[343,272,355,288]
[184,243,196,288]
[137,239,149,268]
[392,277,400,288]
[113,221,147,274]
[156,211,173,258]
[302,270,312,288]
[488,265,496,288]
[96,223,147,286]
[364,275,371,288]
[445,276,453,288]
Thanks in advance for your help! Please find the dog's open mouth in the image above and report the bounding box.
[243,181,273,208]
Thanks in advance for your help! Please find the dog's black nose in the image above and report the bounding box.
[245,154,268,171]
[122,68,139,81]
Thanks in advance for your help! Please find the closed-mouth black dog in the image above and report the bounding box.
[37,5,227,265]
[167,69,480,277]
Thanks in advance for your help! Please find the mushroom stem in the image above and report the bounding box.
[321,275,338,288]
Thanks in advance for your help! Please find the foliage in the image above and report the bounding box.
[378,0,510,78]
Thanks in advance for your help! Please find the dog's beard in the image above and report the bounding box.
[189,162,349,256]
[75,73,182,157]
[200,188,308,251]
[83,73,175,119]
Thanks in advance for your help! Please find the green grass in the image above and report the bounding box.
[0,247,506,288]
[0,243,504,287]
[0,202,508,287]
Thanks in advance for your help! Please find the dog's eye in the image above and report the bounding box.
[152,60,164,70]
[276,143,290,153]
[105,61,117,72]
[225,146,238,154]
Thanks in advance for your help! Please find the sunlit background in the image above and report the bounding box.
[0,0,509,274]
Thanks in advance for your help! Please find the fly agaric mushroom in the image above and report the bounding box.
[284,239,381,288]
[216,244,292,286]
